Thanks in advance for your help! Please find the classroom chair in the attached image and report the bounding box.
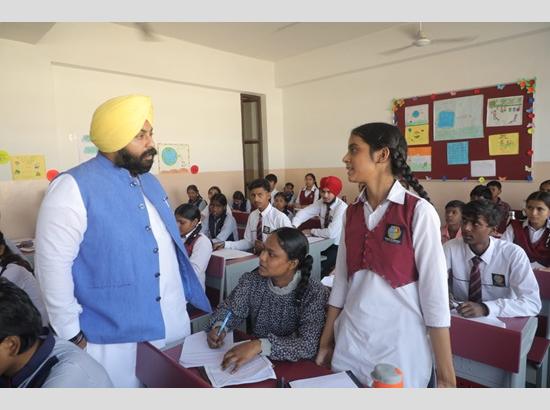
[204,254,227,305]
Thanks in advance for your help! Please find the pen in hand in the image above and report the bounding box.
[217,309,233,337]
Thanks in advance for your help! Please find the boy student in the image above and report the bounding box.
[443,200,541,318]
[441,200,465,244]
[265,173,279,203]
[0,278,113,388]
[539,180,550,193]
[214,178,292,254]
[283,182,296,206]
[487,180,512,234]
[292,176,348,277]
[469,185,492,201]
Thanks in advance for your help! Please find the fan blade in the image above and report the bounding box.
[396,22,421,40]
[430,36,478,44]
[379,44,415,55]
[135,22,160,42]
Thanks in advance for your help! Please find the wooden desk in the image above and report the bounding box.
[307,237,333,281]
[450,315,537,387]
[136,338,332,388]
[534,269,550,338]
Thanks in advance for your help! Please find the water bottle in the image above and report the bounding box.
[371,363,404,388]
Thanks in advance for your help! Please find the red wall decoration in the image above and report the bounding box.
[392,79,536,182]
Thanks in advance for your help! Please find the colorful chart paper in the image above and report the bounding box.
[10,155,46,180]
[447,141,469,165]
[407,146,432,172]
[486,96,523,127]
[434,95,484,141]
[405,104,429,126]
[405,124,429,146]
[471,160,496,177]
[158,143,190,173]
[488,132,519,156]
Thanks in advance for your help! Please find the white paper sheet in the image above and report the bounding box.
[212,249,254,260]
[179,331,235,368]
[451,309,506,328]
[470,160,496,177]
[306,236,325,244]
[204,355,276,388]
[289,371,359,388]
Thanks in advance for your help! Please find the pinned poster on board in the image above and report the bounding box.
[158,143,190,173]
[486,96,523,127]
[10,155,46,180]
[433,95,484,141]
[407,147,432,172]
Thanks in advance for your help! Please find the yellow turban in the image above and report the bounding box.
[89,95,154,153]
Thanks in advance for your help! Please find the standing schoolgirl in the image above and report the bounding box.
[294,173,320,209]
[315,122,455,388]
[187,184,208,211]
[175,204,212,289]
[201,193,239,244]
[502,190,550,269]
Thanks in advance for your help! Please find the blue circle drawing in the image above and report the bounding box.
[412,110,420,118]
[162,147,178,166]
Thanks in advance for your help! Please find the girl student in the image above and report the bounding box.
[206,227,329,372]
[273,191,294,222]
[175,204,212,289]
[186,184,207,211]
[0,231,49,326]
[201,193,239,244]
[502,190,550,270]
[231,190,251,213]
[201,186,232,221]
[315,122,455,388]
[294,173,319,209]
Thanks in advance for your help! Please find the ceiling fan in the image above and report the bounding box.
[380,22,477,55]
[134,22,161,42]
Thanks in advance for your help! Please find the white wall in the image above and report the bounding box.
[0,22,285,178]
[280,26,550,168]
[0,22,284,238]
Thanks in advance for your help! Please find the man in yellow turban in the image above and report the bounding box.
[35,95,211,387]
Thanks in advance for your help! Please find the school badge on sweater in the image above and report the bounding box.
[384,224,404,244]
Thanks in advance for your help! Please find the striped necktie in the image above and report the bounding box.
[468,256,483,303]
[256,212,263,241]
[323,203,331,228]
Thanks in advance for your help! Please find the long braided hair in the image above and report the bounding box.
[351,122,431,202]
[174,204,202,250]
[271,227,313,308]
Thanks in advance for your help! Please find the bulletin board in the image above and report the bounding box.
[391,78,536,182]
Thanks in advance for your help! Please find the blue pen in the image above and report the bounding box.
[217,309,233,337]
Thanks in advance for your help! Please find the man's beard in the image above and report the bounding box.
[114,147,157,176]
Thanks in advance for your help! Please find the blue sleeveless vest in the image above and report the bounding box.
[65,154,211,343]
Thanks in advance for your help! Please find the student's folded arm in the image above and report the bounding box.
[312,206,346,240]
[291,203,318,228]
[267,286,330,361]
[34,174,86,340]
[216,216,237,242]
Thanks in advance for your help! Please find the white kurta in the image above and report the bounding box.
[35,174,190,388]
[329,181,450,387]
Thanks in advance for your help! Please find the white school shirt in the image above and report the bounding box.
[444,236,541,318]
[201,212,239,243]
[329,180,450,388]
[184,232,212,290]
[295,186,320,206]
[224,203,292,251]
[270,189,279,203]
[501,219,550,244]
[292,197,348,246]
[35,174,190,387]
[1,264,49,327]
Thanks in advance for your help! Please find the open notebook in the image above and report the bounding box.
[289,371,362,388]
[179,331,276,387]
[204,355,276,388]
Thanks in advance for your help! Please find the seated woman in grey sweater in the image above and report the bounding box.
[207,227,329,373]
